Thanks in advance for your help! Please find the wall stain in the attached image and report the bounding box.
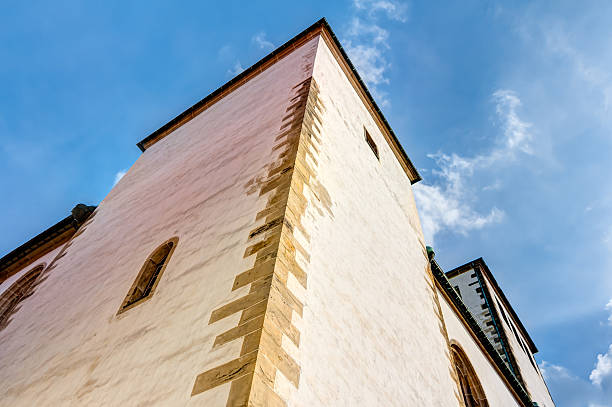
[190,41,332,406]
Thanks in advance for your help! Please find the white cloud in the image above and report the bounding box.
[113,169,126,186]
[590,344,612,387]
[228,61,245,76]
[414,89,533,245]
[413,153,504,245]
[353,0,409,22]
[252,32,274,51]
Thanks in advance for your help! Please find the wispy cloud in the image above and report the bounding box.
[252,32,274,51]
[493,89,533,155]
[544,25,612,115]
[605,299,612,326]
[539,360,612,406]
[343,0,408,105]
[353,0,409,22]
[414,89,533,245]
[113,169,126,186]
[540,361,576,381]
[221,32,274,77]
[228,61,245,76]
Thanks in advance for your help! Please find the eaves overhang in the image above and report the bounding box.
[445,257,539,354]
[431,258,533,407]
[136,18,422,184]
[0,204,96,284]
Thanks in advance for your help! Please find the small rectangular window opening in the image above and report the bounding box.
[364,129,379,159]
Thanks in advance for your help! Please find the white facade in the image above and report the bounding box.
[0,19,555,407]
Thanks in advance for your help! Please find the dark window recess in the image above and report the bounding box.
[451,345,489,407]
[486,321,495,327]
[454,285,462,298]
[0,265,44,331]
[481,304,488,310]
[470,273,477,278]
[475,287,482,293]
[364,129,379,159]
[468,281,479,286]
[483,312,491,317]
[119,239,177,313]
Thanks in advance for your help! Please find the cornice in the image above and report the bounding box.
[446,257,538,354]
[0,204,96,284]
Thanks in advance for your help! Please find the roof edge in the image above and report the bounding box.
[135,18,422,184]
[445,257,538,354]
[0,204,96,284]
[431,258,533,407]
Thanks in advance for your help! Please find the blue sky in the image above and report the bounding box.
[1,1,611,405]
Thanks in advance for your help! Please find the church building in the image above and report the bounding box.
[0,19,555,406]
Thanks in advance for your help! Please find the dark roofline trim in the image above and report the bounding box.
[0,205,96,284]
[136,18,422,184]
[431,259,533,407]
[316,20,421,183]
[472,263,526,387]
[446,257,538,354]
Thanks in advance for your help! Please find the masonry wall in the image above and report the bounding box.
[438,288,523,406]
[0,36,319,407]
[282,37,459,406]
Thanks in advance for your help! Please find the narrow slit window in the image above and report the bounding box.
[364,129,379,159]
[119,238,178,313]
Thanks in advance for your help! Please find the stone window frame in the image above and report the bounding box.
[0,264,45,332]
[450,342,489,407]
[117,237,178,315]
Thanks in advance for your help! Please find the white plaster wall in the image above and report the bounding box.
[0,37,319,406]
[439,289,522,407]
[286,38,458,406]
[484,276,555,407]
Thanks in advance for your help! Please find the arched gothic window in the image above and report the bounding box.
[0,264,45,331]
[118,238,178,313]
[451,344,489,407]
